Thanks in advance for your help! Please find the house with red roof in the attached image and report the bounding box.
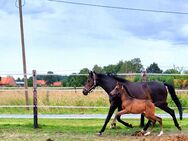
[36,80,46,86]
[52,81,62,87]
[0,76,16,86]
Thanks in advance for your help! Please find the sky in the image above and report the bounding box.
[1,0,188,76]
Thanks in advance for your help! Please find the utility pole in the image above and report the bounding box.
[18,0,29,109]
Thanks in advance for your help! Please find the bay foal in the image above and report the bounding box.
[110,82,163,136]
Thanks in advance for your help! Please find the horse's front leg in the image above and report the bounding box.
[97,104,117,136]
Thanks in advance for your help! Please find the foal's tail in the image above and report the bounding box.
[164,83,183,120]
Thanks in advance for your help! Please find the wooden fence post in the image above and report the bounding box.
[33,70,39,128]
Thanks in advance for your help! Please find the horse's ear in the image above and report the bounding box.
[89,71,94,77]
[88,70,92,75]
[116,81,119,85]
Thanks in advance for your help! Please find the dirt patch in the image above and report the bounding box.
[130,134,188,141]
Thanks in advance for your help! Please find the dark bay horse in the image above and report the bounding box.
[110,82,163,136]
[82,71,182,135]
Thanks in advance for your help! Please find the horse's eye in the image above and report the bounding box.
[87,80,90,83]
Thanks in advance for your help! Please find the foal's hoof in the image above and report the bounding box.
[157,131,163,137]
[144,131,151,136]
[110,123,116,129]
[96,132,102,136]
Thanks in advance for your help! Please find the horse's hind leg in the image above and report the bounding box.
[143,116,155,136]
[142,120,152,133]
[156,102,181,130]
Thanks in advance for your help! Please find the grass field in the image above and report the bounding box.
[0,118,187,141]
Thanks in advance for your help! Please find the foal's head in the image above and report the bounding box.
[110,82,125,96]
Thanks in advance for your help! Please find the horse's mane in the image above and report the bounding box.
[107,74,130,83]
[95,73,129,83]
[95,72,135,98]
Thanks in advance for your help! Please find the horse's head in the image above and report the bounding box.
[110,82,123,96]
[82,71,97,95]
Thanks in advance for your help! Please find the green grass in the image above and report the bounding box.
[0,118,187,141]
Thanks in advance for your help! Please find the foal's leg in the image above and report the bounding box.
[112,106,133,128]
[144,119,156,136]
[145,115,163,136]
[156,102,181,130]
[143,115,155,136]
[111,109,128,126]
[155,116,163,136]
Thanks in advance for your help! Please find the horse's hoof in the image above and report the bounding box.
[96,132,102,136]
[157,131,163,137]
[178,126,182,131]
[144,131,151,136]
[129,124,133,128]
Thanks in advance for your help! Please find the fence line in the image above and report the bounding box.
[0,105,187,109]
[0,88,187,92]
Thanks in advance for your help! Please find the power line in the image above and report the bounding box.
[48,0,188,15]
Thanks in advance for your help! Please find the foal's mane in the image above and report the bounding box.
[122,85,135,98]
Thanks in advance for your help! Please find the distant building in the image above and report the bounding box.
[53,81,62,87]
[36,80,62,87]
[0,76,16,86]
[37,80,46,86]
[16,81,24,87]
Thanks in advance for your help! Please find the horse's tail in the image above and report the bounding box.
[164,83,183,120]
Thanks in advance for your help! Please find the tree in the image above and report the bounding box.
[146,62,163,73]
[16,77,22,81]
[79,68,89,74]
[28,76,33,87]
[103,64,117,73]
[117,58,143,73]
[164,69,180,74]
[183,70,188,74]
[44,71,57,86]
[93,65,103,73]
[130,58,143,73]
[63,75,87,87]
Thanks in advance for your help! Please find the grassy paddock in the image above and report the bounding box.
[0,88,187,114]
[0,118,187,141]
